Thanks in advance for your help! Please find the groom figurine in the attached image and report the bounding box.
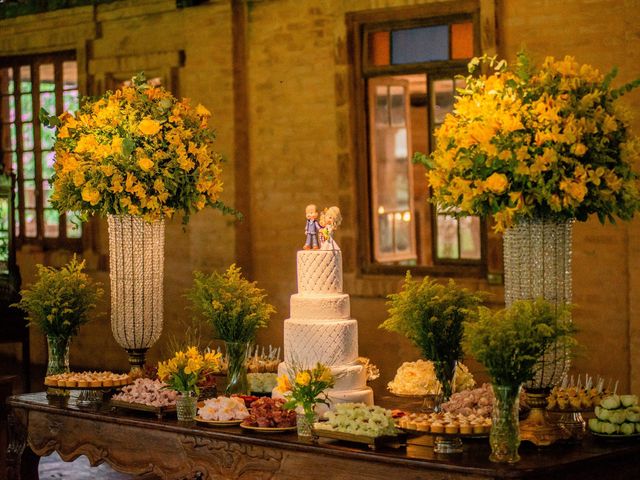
[304,204,321,250]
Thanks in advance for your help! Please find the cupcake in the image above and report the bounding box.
[431,421,444,434]
[459,422,472,435]
[445,422,459,434]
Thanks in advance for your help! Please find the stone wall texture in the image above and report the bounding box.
[0,0,638,395]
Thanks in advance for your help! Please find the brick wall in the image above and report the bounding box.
[0,0,638,394]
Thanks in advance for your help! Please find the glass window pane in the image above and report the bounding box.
[24,209,36,237]
[8,124,16,151]
[1,95,15,122]
[42,180,53,208]
[41,124,55,150]
[22,123,34,150]
[19,66,31,93]
[63,89,79,112]
[459,216,481,259]
[42,151,55,179]
[22,151,35,179]
[14,208,20,236]
[23,180,36,208]
[66,211,82,238]
[437,214,460,259]
[451,23,474,59]
[374,85,389,126]
[39,64,55,92]
[394,212,412,253]
[11,152,17,173]
[367,31,390,66]
[0,67,13,95]
[43,209,59,238]
[433,79,455,124]
[40,91,55,115]
[20,94,33,122]
[390,86,406,127]
[378,212,393,254]
[391,25,449,64]
[63,61,77,90]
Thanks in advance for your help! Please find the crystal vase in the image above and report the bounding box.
[46,335,70,397]
[503,217,572,388]
[296,410,318,437]
[490,384,521,463]
[176,392,197,422]
[433,359,457,404]
[108,215,165,372]
[225,341,250,395]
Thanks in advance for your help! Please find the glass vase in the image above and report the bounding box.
[490,384,521,464]
[225,341,250,395]
[296,410,317,437]
[176,392,197,422]
[433,359,457,405]
[46,335,71,397]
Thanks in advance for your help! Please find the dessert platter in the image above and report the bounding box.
[110,378,178,419]
[195,397,249,427]
[240,397,297,433]
[588,394,640,441]
[46,371,133,407]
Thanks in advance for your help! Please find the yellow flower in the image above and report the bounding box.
[186,346,199,359]
[195,104,211,117]
[81,186,100,205]
[295,371,311,386]
[184,357,202,375]
[318,366,333,384]
[73,170,85,187]
[571,143,588,156]
[484,172,509,194]
[138,156,154,172]
[138,118,162,136]
[276,375,292,393]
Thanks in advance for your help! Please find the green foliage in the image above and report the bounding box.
[187,264,274,343]
[464,299,576,386]
[13,256,103,338]
[380,273,485,393]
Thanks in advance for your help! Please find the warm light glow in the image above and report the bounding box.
[378,206,385,215]
[394,212,402,221]
[402,211,411,222]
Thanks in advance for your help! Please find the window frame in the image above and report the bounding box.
[347,0,489,278]
[0,51,82,251]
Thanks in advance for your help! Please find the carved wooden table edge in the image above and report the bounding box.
[6,393,640,480]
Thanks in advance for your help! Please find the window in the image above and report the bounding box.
[0,53,81,248]
[349,2,487,275]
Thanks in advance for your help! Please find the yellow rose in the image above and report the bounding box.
[138,156,154,172]
[138,118,162,136]
[81,186,100,206]
[295,371,311,386]
[485,172,509,194]
[276,375,292,393]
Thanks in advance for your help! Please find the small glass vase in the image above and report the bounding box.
[176,392,198,422]
[490,384,522,464]
[296,410,317,437]
[433,359,457,406]
[225,341,250,395]
[46,335,71,397]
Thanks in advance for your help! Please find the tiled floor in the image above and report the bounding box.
[39,452,150,479]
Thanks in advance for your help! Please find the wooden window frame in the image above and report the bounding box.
[0,51,82,251]
[347,0,492,278]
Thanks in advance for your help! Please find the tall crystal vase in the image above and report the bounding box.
[108,215,165,372]
[490,384,521,463]
[46,335,70,397]
[225,341,250,395]
[503,216,572,445]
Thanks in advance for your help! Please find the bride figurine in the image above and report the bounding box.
[319,206,342,250]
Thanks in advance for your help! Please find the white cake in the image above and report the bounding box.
[277,248,374,405]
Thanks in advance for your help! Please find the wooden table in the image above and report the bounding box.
[6,392,640,480]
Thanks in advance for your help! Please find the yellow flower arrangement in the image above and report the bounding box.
[41,74,237,224]
[276,362,335,420]
[415,53,640,231]
[157,346,221,394]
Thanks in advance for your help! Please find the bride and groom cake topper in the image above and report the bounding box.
[303,204,342,251]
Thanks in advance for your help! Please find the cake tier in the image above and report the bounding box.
[283,318,357,366]
[327,387,374,406]
[290,293,350,320]
[277,360,367,391]
[297,249,342,294]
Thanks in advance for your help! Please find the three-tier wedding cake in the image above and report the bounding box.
[277,247,374,405]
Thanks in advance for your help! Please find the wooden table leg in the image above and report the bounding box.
[6,408,39,480]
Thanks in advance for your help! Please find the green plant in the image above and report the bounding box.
[157,346,221,395]
[13,256,103,338]
[380,273,485,398]
[187,264,274,343]
[464,299,576,386]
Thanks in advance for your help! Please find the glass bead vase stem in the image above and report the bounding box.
[490,384,521,464]
[225,341,250,395]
